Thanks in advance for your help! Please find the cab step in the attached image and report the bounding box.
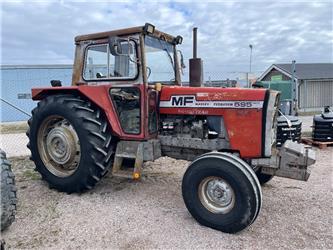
[112,141,144,179]
[115,153,137,159]
[112,139,162,179]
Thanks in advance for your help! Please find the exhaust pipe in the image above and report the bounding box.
[189,27,203,87]
[193,27,198,59]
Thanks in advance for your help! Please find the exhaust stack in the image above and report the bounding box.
[189,27,203,87]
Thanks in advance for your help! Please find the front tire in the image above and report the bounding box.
[182,152,262,234]
[27,95,115,193]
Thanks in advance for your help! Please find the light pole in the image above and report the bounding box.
[248,44,253,88]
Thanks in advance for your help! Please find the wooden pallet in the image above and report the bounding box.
[301,137,333,149]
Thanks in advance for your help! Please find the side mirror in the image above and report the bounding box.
[109,37,134,56]
[109,37,123,55]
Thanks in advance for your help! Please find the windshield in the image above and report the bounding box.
[145,35,175,84]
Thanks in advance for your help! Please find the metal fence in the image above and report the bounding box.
[1,65,73,122]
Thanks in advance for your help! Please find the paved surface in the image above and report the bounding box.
[1,148,332,249]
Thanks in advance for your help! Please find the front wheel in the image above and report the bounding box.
[182,152,262,234]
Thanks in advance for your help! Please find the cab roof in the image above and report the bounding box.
[74,24,176,44]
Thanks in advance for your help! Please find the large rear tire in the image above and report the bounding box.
[182,152,262,234]
[1,149,17,231]
[27,94,115,193]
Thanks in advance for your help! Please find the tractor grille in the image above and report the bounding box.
[264,90,280,157]
[312,109,333,142]
[276,115,302,147]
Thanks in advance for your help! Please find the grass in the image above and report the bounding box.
[22,169,41,181]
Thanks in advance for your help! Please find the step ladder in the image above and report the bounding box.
[112,141,144,179]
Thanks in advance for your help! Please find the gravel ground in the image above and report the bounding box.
[1,147,332,249]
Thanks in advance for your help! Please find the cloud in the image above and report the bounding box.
[1,1,332,79]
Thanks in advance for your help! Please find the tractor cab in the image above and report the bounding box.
[72,23,183,86]
[69,23,183,138]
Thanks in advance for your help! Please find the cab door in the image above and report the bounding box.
[146,88,159,138]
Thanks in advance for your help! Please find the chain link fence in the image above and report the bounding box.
[1,65,73,122]
[0,65,73,156]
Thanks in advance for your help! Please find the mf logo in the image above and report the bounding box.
[171,96,195,106]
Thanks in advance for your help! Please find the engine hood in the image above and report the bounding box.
[158,86,274,158]
[159,86,267,115]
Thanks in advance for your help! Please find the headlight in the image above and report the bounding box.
[143,23,155,34]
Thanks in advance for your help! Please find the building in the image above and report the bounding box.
[258,63,333,112]
[204,79,238,88]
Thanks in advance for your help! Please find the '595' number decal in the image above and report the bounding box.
[234,101,253,108]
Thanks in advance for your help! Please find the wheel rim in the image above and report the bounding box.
[198,176,235,214]
[37,115,81,177]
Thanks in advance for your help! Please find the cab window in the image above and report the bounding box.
[83,42,138,80]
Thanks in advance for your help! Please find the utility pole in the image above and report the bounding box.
[248,44,253,88]
[291,60,297,116]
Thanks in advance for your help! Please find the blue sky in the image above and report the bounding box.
[1,1,332,79]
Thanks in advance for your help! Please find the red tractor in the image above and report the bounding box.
[27,24,315,233]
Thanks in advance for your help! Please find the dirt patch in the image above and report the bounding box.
[1,149,333,249]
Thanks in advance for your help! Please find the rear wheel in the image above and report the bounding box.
[27,94,115,193]
[182,152,262,234]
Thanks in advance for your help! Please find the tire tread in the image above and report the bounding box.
[1,149,17,231]
[27,94,115,193]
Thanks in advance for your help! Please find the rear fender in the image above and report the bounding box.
[32,85,125,137]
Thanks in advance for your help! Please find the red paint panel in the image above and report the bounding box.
[32,85,267,157]
[159,86,266,158]
[31,85,146,140]
[223,109,262,157]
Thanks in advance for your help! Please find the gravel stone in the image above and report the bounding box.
[1,147,332,249]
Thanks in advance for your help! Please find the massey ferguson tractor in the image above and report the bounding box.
[27,23,316,233]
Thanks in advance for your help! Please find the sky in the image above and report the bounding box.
[1,0,332,79]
